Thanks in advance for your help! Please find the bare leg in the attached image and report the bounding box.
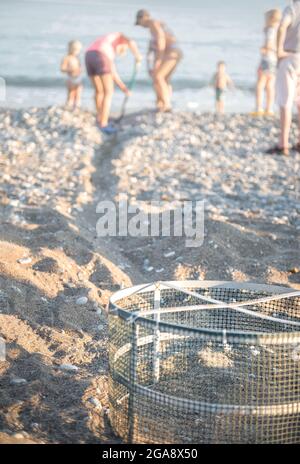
[256,70,267,112]
[66,91,71,107]
[296,76,300,144]
[66,83,74,108]
[99,74,114,127]
[153,72,173,111]
[68,88,77,110]
[216,99,224,114]
[90,76,104,123]
[219,99,225,114]
[156,98,164,110]
[74,85,82,109]
[152,80,163,109]
[153,49,181,111]
[155,75,172,108]
[297,103,300,145]
[279,106,291,155]
[154,76,173,110]
[165,69,173,100]
[95,91,103,114]
[266,75,275,114]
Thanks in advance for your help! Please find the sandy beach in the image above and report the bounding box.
[0,106,299,443]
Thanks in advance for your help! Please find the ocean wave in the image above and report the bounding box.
[3,75,254,92]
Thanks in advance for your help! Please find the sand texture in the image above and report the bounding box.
[0,107,299,443]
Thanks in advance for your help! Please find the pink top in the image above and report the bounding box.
[86,32,127,62]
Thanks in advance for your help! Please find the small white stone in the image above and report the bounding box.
[163,251,175,258]
[145,266,154,272]
[76,296,88,306]
[58,363,79,372]
[10,200,20,207]
[17,257,32,265]
[11,285,22,294]
[10,378,27,385]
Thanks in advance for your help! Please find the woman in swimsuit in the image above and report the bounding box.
[85,33,142,134]
[252,9,282,117]
[135,10,183,112]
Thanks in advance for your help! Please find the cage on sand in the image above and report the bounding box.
[108,281,300,444]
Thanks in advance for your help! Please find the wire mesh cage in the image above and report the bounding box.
[108,281,300,444]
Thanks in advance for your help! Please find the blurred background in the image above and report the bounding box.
[0,0,287,112]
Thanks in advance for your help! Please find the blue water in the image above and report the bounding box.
[0,0,287,112]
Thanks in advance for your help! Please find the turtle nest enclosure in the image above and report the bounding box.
[108,281,300,444]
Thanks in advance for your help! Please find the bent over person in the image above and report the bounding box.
[85,33,142,134]
[135,9,183,112]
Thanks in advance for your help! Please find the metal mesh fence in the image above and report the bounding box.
[108,281,300,444]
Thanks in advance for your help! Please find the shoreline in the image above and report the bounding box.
[4,102,300,119]
[3,84,254,113]
[0,106,299,443]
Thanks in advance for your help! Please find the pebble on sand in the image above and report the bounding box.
[10,377,27,385]
[76,296,88,306]
[164,251,176,258]
[58,363,79,372]
[17,257,32,265]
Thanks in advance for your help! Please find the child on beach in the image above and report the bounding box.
[211,61,234,114]
[61,40,83,109]
[252,9,282,117]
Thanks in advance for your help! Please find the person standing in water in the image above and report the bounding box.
[85,33,142,134]
[135,9,183,112]
[61,40,83,110]
[211,61,234,114]
[252,9,282,117]
[267,0,300,156]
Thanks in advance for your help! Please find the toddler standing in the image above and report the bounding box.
[212,61,234,114]
[61,40,83,109]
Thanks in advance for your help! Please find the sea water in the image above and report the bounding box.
[0,0,287,112]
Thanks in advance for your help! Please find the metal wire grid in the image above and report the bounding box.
[108,281,300,444]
